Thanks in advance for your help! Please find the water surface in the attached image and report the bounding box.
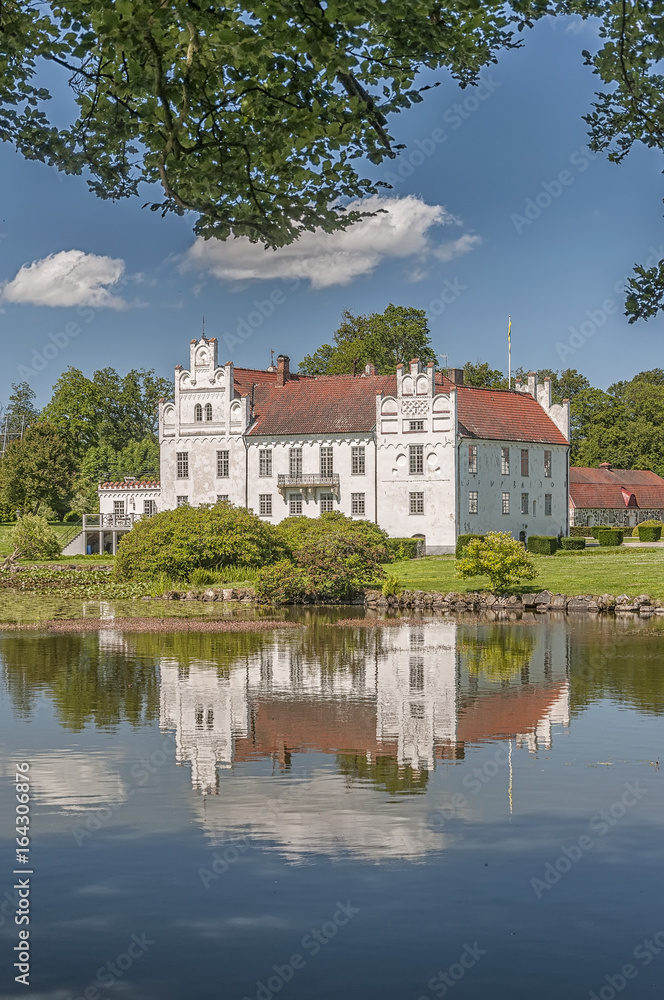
[1,614,662,1000]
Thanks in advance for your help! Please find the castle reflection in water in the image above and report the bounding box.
[154,622,570,795]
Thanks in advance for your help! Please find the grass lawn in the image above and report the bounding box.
[390,546,664,599]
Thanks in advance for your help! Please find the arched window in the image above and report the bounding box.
[204,403,212,421]
[194,404,203,422]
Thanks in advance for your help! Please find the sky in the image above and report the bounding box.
[1,13,663,409]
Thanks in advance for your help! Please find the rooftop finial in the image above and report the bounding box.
[202,315,205,337]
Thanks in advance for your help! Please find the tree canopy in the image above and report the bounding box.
[2,3,663,313]
[298,304,436,375]
[0,421,76,516]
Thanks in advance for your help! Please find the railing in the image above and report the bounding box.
[277,473,340,488]
[82,512,154,530]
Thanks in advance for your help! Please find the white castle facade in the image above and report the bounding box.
[95,335,571,554]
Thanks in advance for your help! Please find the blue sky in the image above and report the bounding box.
[1,14,663,409]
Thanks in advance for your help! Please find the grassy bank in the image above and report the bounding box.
[390,547,664,599]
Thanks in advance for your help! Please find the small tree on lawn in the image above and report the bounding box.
[10,514,61,560]
[456,531,537,592]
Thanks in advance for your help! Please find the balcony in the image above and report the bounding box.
[82,512,154,529]
[277,473,340,498]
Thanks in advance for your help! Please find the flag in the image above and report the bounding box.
[508,315,511,349]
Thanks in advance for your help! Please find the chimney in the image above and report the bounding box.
[527,371,537,398]
[447,368,464,386]
[276,354,290,387]
[364,363,376,376]
[599,462,613,471]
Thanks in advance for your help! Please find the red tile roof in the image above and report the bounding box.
[99,480,160,490]
[247,372,568,443]
[232,367,310,398]
[569,467,664,508]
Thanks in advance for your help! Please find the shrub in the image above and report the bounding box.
[456,533,484,558]
[254,559,311,604]
[633,520,664,538]
[256,512,389,603]
[382,573,403,598]
[456,531,538,591]
[560,536,586,550]
[637,524,662,541]
[527,535,559,555]
[9,514,61,560]
[114,504,286,580]
[385,537,422,561]
[569,526,593,537]
[597,528,624,547]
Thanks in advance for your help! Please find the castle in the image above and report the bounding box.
[94,335,570,554]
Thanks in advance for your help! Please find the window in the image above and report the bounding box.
[502,492,510,515]
[143,500,156,516]
[176,452,189,478]
[320,446,333,477]
[259,494,272,517]
[409,444,424,475]
[409,419,425,432]
[468,490,478,514]
[205,403,212,421]
[468,444,477,474]
[351,446,365,475]
[409,657,424,691]
[289,493,303,516]
[176,495,188,507]
[521,492,529,515]
[409,492,424,515]
[289,447,302,478]
[113,500,125,516]
[259,449,272,477]
[216,450,229,478]
[545,493,552,516]
[351,492,365,515]
[544,450,552,477]
[410,702,425,719]
[217,495,229,503]
[194,403,203,422]
[521,449,529,477]
[320,493,334,512]
[501,447,510,475]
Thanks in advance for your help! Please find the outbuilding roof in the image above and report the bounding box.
[99,480,160,490]
[246,372,568,444]
[569,466,664,509]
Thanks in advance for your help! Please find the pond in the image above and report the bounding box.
[1,611,663,1000]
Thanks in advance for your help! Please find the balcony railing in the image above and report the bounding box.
[82,512,154,530]
[277,473,340,497]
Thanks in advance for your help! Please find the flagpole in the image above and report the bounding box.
[508,315,512,390]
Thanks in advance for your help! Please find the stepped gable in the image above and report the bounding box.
[569,465,664,508]
[247,369,568,443]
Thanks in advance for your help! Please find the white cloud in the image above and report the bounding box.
[181,195,481,289]
[1,249,128,308]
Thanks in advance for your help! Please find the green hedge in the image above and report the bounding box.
[456,534,484,558]
[597,528,624,546]
[560,536,586,550]
[386,537,422,561]
[570,526,593,537]
[527,535,559,555]
[637,525,662,541]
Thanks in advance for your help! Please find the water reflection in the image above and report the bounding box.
[156,623,569,795]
